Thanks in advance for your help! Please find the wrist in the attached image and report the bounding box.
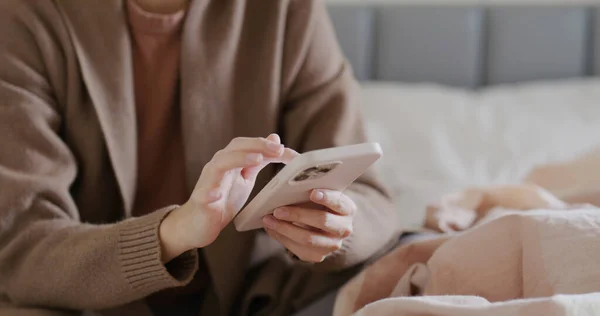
[159,205,193,263]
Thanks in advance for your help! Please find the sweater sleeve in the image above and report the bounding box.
[0,2,197,310]
[280,0,401,270]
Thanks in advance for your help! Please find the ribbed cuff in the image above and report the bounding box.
[117,206,199,295]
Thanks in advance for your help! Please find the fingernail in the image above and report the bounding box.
[263,216,277,229]
[274,208,289,219]
[267,142,284,153]
[267,133,281,143]
[246,153,262,163]
[313,190,324,201]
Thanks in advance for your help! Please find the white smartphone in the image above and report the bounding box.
[233,142,383,231]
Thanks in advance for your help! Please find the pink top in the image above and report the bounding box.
[126,0,208,312]
[127,0,188,217]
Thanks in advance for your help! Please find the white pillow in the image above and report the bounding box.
[360,79,600,230]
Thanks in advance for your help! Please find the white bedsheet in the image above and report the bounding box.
[360,79,600,229]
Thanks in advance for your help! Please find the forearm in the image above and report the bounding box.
[0,4,198,310]
[0,206,198,310]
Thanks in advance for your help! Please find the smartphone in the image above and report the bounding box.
[233,142,383,231]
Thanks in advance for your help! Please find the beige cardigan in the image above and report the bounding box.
[0,0,400,315]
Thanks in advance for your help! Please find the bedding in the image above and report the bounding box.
[361,79,600,230]
[340,79,600,315]
[333,185,600,316]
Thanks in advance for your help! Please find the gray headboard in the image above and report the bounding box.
[327,4,600,88]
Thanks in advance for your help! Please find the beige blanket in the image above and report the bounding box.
[333,156,600,316]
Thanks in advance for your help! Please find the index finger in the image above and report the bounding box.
[226,137,285,157]
[265,147,299,164]
[241,148,299,180]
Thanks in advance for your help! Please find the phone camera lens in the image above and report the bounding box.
[292,163,340,182]
[293,174,310,182]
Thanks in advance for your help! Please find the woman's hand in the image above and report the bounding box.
[159,134,298,263]
[263,189,356,263]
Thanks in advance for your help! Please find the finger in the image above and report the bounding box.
[263,133,299,162]
[281,147,300,162]
[273,207,353,238]
[265,228,331,263]
[241,147,299,180]
[263,215,343,252]
[202,151,263,187]
[266,133,281,144]
[257,147,298,165]
[310,190,357,216]
[226,137,285,157]
[241,164,263,180]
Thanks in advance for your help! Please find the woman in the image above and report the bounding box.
[0,0,399,315]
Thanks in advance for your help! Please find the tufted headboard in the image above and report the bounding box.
[326,4,600,88]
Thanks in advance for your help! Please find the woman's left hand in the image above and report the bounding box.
[263,189,356,263]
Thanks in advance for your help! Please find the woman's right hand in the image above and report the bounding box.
[158,134,298,263]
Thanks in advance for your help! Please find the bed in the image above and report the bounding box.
[295,3,600,316]
[327,2,600,230]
